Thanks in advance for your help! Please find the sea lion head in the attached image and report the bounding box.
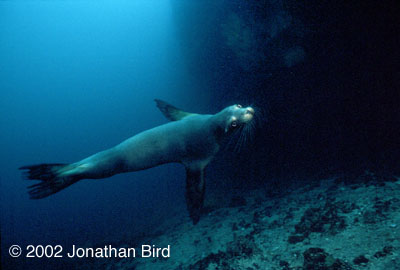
[218,104,255,133]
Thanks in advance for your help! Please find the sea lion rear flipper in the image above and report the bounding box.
[20,163,79,199]
[185,167,205,224]
[154,99,195,121]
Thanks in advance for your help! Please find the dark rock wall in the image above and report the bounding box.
[170,0,400,186]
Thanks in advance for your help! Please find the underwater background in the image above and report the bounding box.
[1,0,399,269]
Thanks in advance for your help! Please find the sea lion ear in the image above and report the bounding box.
[154,99,194,121]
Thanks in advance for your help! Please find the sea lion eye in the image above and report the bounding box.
[231,121,237,127]
[237,104,242,108]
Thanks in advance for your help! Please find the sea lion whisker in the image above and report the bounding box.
[234,131,242,153]
[238,127,249,153]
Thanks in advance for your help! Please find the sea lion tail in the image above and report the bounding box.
[19,163,79,199]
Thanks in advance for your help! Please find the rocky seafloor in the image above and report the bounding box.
[80,171,400,270]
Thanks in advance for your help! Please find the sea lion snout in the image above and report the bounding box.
[240,106,255,122]
[246,107,255,115]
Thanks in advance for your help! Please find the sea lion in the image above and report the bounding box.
[20,100,255,224]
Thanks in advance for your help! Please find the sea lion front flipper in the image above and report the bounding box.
[185,167,206,224]
[154,99,195,121]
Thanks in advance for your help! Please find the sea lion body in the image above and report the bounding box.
[20,100,255,224]
[68,114,218,179]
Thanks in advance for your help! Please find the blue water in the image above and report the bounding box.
[0,1,212,267]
